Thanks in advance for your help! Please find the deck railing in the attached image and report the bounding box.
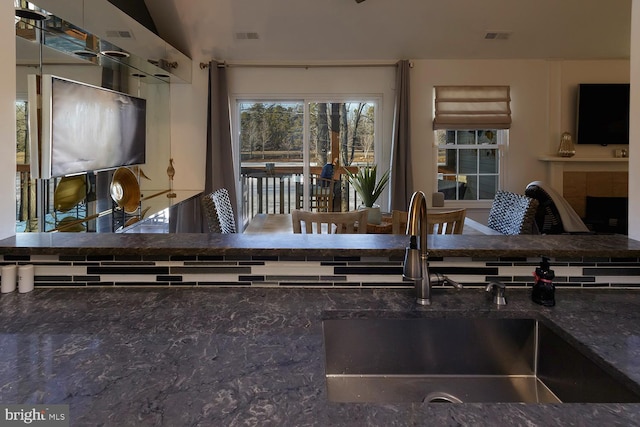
[240,166,360,226]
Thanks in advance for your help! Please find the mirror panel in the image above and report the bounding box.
[15,1,175,232]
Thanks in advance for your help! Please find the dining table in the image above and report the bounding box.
[244,213,502,235]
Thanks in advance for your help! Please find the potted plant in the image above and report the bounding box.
[345,164,390,224]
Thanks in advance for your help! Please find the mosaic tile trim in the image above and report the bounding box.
[1,255,640,289]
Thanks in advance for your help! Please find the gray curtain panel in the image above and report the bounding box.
[168,195,203,233]
[202,60,239,230]
[390,59,413,212]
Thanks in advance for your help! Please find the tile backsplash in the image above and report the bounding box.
[2,254,640,289]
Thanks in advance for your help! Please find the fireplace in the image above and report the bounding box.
[583,196,628,234]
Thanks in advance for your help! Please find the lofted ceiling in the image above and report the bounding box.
[142,0,632,62]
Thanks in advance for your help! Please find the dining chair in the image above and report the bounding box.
[292,209,367,234]
[487,190,539,235]
[392,209,466,234]
[296,175,336,212]
[524,181,589,234]
[311,176,335,212]
[201,188,237,233]
[428,209,466,234]
[391,210,408,234]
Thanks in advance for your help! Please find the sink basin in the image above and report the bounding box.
[322,317,640,403]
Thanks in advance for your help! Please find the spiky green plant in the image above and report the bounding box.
[345,164,390,208]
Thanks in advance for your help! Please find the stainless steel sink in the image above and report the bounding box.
[322,317,640,403]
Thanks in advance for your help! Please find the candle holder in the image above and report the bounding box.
[557,132,575,157]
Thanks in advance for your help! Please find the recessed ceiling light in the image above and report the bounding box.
[101,50,130,59]
[73,50,98,58]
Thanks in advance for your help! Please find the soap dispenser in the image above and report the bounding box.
[532,257,555,307]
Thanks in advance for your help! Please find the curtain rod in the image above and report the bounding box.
[199,61,402,70]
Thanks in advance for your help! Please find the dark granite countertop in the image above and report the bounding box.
[1,232,640,258]
[0,287,639,425]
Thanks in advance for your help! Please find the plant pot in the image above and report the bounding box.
[359,204,382,225]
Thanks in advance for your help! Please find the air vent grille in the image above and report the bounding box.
[484,32,511,40]
[106,30,134,39]
[235,32,260,40]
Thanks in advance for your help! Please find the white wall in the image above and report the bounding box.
[408,59,629,223]
[410,60,549,202]
[169,63,208,192]
[1,1,16,239]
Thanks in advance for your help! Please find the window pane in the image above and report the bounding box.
[479,175,498,200]
[459,149,478,174]
[465,175,477,200]
[436,130,456,145]
[479,149,498,173]
[309,102,376,211]
[437,149,457,175]
[438,177,467,200]
[479,130,497,145]
[457,130,476,145]
[239,101,304,219]
[308,102,376,167]
[239,102,304,163]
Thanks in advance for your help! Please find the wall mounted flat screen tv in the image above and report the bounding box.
[576,83,629,145]
[31,74,146,179]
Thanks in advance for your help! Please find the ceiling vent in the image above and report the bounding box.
[235,32,260,40]
[484,32,511,40]
[106,29,134,39]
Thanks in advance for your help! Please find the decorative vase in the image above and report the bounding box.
[359,204,382,225]
[557,132,575,157]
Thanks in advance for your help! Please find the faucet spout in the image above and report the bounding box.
[403,191,462,305]
[403,191,431,304]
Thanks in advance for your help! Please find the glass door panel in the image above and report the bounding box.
[238,101,304,223]
[308,101,376,212]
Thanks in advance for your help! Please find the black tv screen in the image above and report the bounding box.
[37,75,146,178]
[576,83,629,145]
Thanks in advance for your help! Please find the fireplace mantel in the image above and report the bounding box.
[537,156,628,194]
[538,156,628,163]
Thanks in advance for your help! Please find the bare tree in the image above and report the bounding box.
[317,103,329,164]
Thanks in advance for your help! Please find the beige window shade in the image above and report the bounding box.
[434,85,511,130]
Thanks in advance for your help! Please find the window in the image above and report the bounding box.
[436,129,505,201]
[433,85,511,202]
[237,99,379,223]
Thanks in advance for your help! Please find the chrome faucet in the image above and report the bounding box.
[403,191,463,305]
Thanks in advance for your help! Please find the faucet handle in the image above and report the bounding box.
[429,273,463,289]
[443,276,463,290]
[485,282,507,306]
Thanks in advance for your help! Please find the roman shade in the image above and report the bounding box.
[433,85,511,130]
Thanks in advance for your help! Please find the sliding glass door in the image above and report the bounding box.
[236,98,379,227]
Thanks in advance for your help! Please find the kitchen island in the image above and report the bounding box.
[0,287,639,426]
[1,233,640,424]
